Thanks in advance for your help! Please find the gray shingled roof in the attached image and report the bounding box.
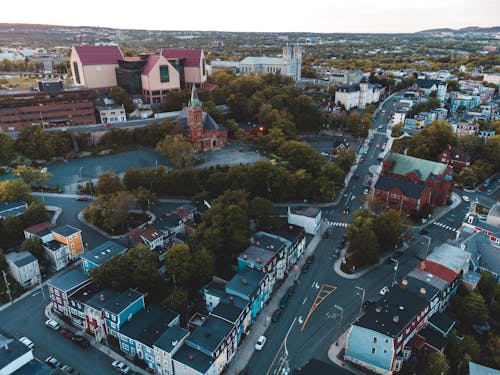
[374,174,426,199]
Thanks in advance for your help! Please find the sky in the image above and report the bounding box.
[1,0,499,33]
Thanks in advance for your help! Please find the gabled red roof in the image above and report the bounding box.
[161,49,202,68]
[139,226,163,242]
[74,45,123,65]
[24,221,55,235]
[142,55,160,76]
[417,260,457,283]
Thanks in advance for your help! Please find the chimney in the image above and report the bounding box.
[393,315,400,324]
[241,278,248,285]
[256,258,262,264]
[401,279,408,289]
[419,288,426,298]
[99,294,105,301]
[255,241,260,247]
[242,254,248,260]
[229,296,234,305]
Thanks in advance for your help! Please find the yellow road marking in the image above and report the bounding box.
[301,284,336,332]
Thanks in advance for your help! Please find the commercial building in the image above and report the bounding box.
[335,79,383,110]
[70,45,123,88]
[96,104,126,123]
[239,46,302,81]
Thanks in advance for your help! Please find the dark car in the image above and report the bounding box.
[72,335,91,348]
[363,298,376,310]
[59,329,75,340]
[301,263,309,273]
[287,282,297,296]
[393,251,404,258]
[322,232,329,239]
[343,207,350,215]
[337,241,345,250]
[419,228,429,235]
[271,309,282,322]
[306,255,314,264]
[279,293,289,309]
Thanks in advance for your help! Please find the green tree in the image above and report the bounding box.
[15,126,49,160]
[248,197,277,230]
[278,140,324,174]
[164,244,193,289]
[391,124,404,138]
[108,86,135,113]
[461,291,489,325]
[0,216,23,246]
[134,187,159,213]
[161,288,189,316]
[156,135,194,169]
[373,210,402,251]
[477,271,497,304]
[0,133,15,164]
[22,201,49,227]
[483,135,500,167]
[191,247,214,288]
[95,172,125,195]
[0,249,7,271]
[21,237,44,261]
[422,352,449,375]
[483,335,500,369]
[0,179,31,202]
[335,150,356,173]
[12,165,52,187]
[100,191,135,233]
[407,120,457,160]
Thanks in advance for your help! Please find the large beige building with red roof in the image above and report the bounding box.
[141,55,181,104]
[161,49,207,88]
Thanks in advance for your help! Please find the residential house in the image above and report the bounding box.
[210,301,251,347]
[335,79,383,110]
[185,315,236,374]
[153,325,190,375]
[478,129,496,141]
[373,153,454,215]
[47,268,91,317]
[42,238,69,271]
[176,86,227,152]
[0,333,36,374]
[255,231,290,280]
[437,146,471,171]
[23,221,55,243]
[141,54,181,104]
[96,104,126,123]
[287,206,321,235]
[5,251,40,289]
[138,227,165,251]
[203,280,249,317]
[117,305,179,372]
[161,49,207,88]
[51,225,84,259]
[275,223,306,269]
[81,241,127,276]
[452,121,479,137]
[172,343,217,375]
[0,201,28,220]
[225,267,271,321]
[345,284,431,374]
[70,45,123,88]
[414,79,447,101]
[469,361,500,375]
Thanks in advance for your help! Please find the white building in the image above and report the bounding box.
[335,80,383,110]
[5,251,41,289]
[287,206,321,235]
[97,104,126,123]
[239,46,302,81]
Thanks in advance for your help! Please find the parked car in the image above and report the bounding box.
[418,228,429,235]
[301,263,309,273]
[363,188,369,195]
[271,309,282,323]
[255,335,267,350]
[306,255,314,264]
[288,282,297,296]
[45,356,61,368]
[393,251,404,258]
[59,329,75,340]
[379,286,389,296]
[112,360,130,374]
[279,293,290,309]
[72,335,91,348]
[462,195,470,202]
[322,232,329,239]
[104,122,112,127]
[343,207,350,215]
[75,196,89,201]
[19,337,34,349]
[363,298,376,310]
[45,319,60,331]
[337,241,344,250]
[61,364,77,374]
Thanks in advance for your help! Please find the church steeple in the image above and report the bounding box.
[189,84,201,108]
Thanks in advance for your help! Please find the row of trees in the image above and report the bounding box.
[346,209,405,265]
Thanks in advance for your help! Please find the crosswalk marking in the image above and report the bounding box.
[432,221,458,232]
[328,221,348,227]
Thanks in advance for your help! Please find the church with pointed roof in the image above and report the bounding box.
[176,86,228,152]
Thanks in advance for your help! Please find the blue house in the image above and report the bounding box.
[210,301,251,346]
[0,200,28,219]
[225,267,270,321]
[81,241,128,276]
[118,305,179,372]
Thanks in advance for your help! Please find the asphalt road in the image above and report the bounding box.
[0,288,117,375]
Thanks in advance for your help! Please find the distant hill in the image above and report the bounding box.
[417,26,500,34]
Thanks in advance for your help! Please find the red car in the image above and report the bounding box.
[104,122,112,127]
[76,196,89,201]
[59,329,75,340]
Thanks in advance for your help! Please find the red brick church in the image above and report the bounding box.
[177,85,227,152]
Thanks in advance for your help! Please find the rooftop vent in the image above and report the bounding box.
[419,288,426,298]
[399,306,405,311]
[241,278,248,285]
[393,315,400,324]
[106,249,111,253]
[99,294,105,301]
[100,251,106,255]
[188,352,195,361]
[375,306,382,313]
[242,254,248,260]
[401,279,408,289]
[172,340,178,346]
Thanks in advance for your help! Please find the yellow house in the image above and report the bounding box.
[51,225,84,259]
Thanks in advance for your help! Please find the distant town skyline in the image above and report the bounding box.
[1,0,499,34]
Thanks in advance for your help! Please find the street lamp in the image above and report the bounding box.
[355,286,365,315]
[280,317,297,375]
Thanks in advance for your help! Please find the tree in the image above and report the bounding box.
[483,335,500,369]
[101,191,135,233]
[278,140,324,174]
[335,150,356,173]
[14,126,49,160]
[0,216,23,246]
[373,210,402,251]
[483,135,500,167]
[165,244,193,289]
[391,124,404,138]
[407,120,457,160]
[461,291,489,325]
[0,133,15,164]
[12,165,52,187]
[21,237,44,261]
[108,86,135,113]
[477,271,497,304]
[95,172,125,195]
[191,248,214,288]
[248,197,277,230]
[0,249,7,271]
[22,201,49,228]
[161,288,189,316]
[0,179,31,202]
[155,135,194,169]
[422,352,449,375]
[134,187,159,213]
[349,226,379,265]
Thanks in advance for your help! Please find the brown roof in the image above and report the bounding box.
[24,221,55,235]
[74,45,123,65]
[161,49,202,68]
[139,226,163,242]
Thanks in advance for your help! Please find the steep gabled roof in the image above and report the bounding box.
[161,49,202,68]
[142,55,161,76]
[374,174,426,199]
[74,45,123,65]
[385,152,447,180]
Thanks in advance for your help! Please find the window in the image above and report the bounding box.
[71,244,75,248]
[160,66,170,83]
[371,348,376,354]
[373,337,377,343]
[73,62,80,84]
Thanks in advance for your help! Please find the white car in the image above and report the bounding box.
[379,286,389,296]
[19,337,34,349]
[112,360,130,374]
[462,195,470,202]
[363,188,369,195]
[45,319,60,331]
[255,335,267,351]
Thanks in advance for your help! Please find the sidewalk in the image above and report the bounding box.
[327,329,365,375]
[226,225,324,375]
[44,303,148,375]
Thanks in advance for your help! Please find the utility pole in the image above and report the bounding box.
[334,304,343,345]
[280,317,297,375]
[355,286,365,315]
[2,270,12,303]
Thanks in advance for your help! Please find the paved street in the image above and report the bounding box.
[0,289,117,374]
